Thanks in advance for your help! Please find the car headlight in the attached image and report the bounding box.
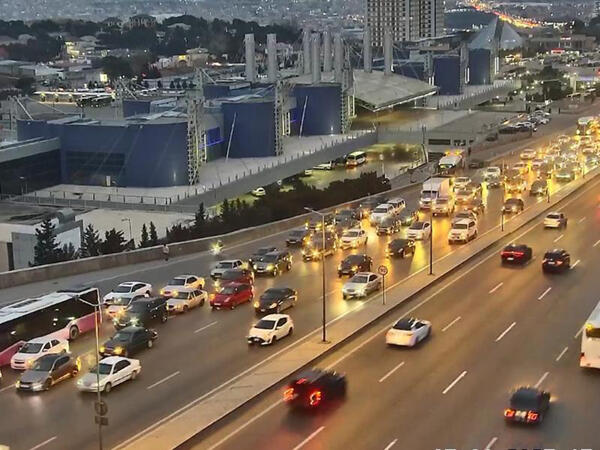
[254,301,259,308]
[352,265,358,271]
[32,382,43,390]
[266,264,274,270]
[269,302,278,308]
[114,347,123,355]
[312,250,319,256]
[99,346,105,353]
[130,318,139,325]
[15,380,20,388]
[357,286,367,293]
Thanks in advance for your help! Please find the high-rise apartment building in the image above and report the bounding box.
[366,0,444,47]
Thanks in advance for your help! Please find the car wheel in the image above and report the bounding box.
[43,378,52,391]
[201,298,205,307]
[104,382,112,393]
[147,339,154,349]
[160,313,168,323]
[69,325,80,340]
[71,368,79,378]
[230,304,236,310]
[343,294,347,300]
[271,336,277,345]
[183,305,189,313]
[122,349,128,358]
[130,370,137,381]
[288,327,293,337]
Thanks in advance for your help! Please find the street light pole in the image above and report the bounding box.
[305,207,328,343]
[76,296,103,450]
[429,192,436,275]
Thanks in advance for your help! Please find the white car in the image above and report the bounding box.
[386,317,432,347]
[531,159,545,171]
[431,197,454,216]
[160,274,205,297]
[453,177,471,191]
[210,260,244,279]
[247,314,294,345]
[484,166,501,180]
[340,229,368,249]
[10,337,69,370]
[77,356,141,393]
[103,282,152,304]
[166,288,207,313]
[451,210,478,227]
[543,212,567,229]
[342,272,381,299]
[314,161,333,170]
[448,219,477,244]
[370,203,395,225]
[406,221,431,240]
[520,148,536,160]
[251,187,266,197]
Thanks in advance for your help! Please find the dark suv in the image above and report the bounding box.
[338,254,372,277]
[113,296,168,330]
[100,326,158,357]
[542,248,570,273]
[253,251,292,276]
[248,246,278,266]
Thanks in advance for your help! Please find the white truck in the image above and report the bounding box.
[419,177,451,209]
[437,150,465,175]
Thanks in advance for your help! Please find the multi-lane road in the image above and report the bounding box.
[0,125,596,450]
[196,167,600,450]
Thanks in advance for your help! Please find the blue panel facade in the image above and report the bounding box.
[122,100,152,117]
[222,101,275,158]
[434,56,462,95]
[204,84,231,99]
[394,62,425,80]
[468,49,492,85]
[294,84,342,136]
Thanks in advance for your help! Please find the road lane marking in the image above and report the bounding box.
[29,436,57,450]
[488,282,503,294]
[384,439,398,450]
[571,259,580,269]
[575,325,585,339]
[442,370,467,394]
[553,234,564,243]
[442,316,461,332]
[556,346,569,362]
[594,239,600,247]
[120,175,600,450]
[484,436,498,450]
[194,321,218,334]
[292,426,325,450]
[537,287,552,300]
[534,371,549,389]
[0,384,16,393]
[495,322,516,342]
[147,371,180,390]
[378,361,405,383]
[578,216,587,223]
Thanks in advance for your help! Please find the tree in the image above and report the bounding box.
[193,203,207,238]
[149,221,158,245]
[182,80,188,89]
[101,228,126,254]
[33,218,60,266]
[58,243,77,261]
[140,223,150,248]
[81,224,102,257]
[169,80,175,89]
[101,56,133,81]
[157,80,163,89]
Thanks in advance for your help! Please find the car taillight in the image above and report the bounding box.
[542,258,548,263]
[555,260,563,265]
[504,408,515,418]
[283,387,295,401]
[527,411,539,422]
[309,390,322,406]
[513,251,524,257]
[581,352,585,358]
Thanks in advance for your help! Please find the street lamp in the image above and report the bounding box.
[76,295,104,450]
[121,218,132,246]
[19,176,27,196]
[304,207,328,343]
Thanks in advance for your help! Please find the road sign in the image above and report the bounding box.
[94,400,108,416]
[378,265,388,276]
[95,416,109,426]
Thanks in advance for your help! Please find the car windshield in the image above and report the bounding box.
[254,319,276,330]
[373,207,389,214]
[454,223,468,230]
[262,288,287,299]
[31,358,57,371]
[456,213,470,219]
[112,331,133,342]
[547,214,560,219]
[113,285,133,293]
[544,252,561,259]
[220,286,238,295]
[390,240,408,248]
[393,319,414,330]
[217,262,234,269]
[511,391,539,409]
[410,222,424,230]
[168,278,186,286]
[90,363,112,375]
[344,231,360,237]
[350,275,369,283]
[260,254,278,263]
[173,291,191,299]
[19,342,43,354]
[128,302,149,312]
[344,255,364,264]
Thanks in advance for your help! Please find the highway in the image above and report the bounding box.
[195,165,600,450]
[0,122,594,450]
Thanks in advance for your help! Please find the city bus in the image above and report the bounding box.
[0,287,100,366]
[580,301,600,368]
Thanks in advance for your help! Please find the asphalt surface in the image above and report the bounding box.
[195,165,600,450]
[0,116,593,450]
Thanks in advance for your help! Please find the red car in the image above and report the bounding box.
[210,282,254,309]
[213,269,254,292]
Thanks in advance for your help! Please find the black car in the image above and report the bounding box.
[502,198,524,214]
[338,254,372,277]
[386,239,416,258]
[248,246,277,266]
[360,197,387,218]
[283,369,346,409]
[542,248,570,272]
[376,216,401,235]
[306,214,334,231]
[286,229,311,247]
[254,287,297,314]
[487,175,502,188]
[113,297,168,330]
[501,244,532,265]
[464,198,485,215]
[399,209,419,226]
[335,208,362,222]
[100,326,158,357]
[303,234,337,261]
[253,251,292,276]
[530,179,548,196]
[504,387,550,424]
[334,217,360,235]
[468,159,485,169]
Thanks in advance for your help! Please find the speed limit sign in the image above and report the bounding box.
[378,265,388,276]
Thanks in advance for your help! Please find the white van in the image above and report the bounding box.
[346,151,367,167]
[387,197,406,213]
[370,203,395,225]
